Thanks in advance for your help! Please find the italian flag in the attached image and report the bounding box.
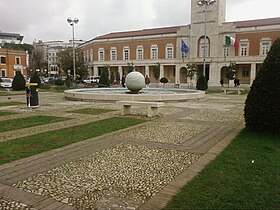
[225,35,239,48]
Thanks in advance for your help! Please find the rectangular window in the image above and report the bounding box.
[83,51,86,62]
[166,46,173,59]
[98,49,104,61]
[137,48,143,60]
[0,69,6,77]
[86,50,89,62]
[200,45,209,58]
[199,39,209,58]
[0,56,6,64]
[123,48,130,60]
[15,57,21,65]
[240,43,248,56]
[110,49,116,61]
[90,49,93,61]
[260,42,270,56]
[151,47,158,59]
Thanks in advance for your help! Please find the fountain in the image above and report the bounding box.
[64,72,205,102]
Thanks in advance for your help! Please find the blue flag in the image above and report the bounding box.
[181,40,189,54]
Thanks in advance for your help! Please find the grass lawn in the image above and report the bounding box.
[164,129,280,209]
[0,101,26,106]
[0,117,145,165]
[0,111,17,116]
[0,90,24,96]
[0,115,69,133]
[68,108,115,115]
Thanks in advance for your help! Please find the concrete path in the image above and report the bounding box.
[0,92,246,209]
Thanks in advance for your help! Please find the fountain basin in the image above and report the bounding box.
[64,88,205,102]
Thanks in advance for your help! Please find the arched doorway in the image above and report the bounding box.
[221,66,228,85]
[179,67,187,83]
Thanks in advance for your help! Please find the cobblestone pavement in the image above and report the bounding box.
[0,91,246,209]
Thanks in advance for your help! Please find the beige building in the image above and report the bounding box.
[79,0,280,86]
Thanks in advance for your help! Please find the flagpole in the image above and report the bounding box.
[182,39,185,63]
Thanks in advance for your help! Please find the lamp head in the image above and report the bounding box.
[67,17,72,23]
[209,0,216,5]
[73,18,79,24]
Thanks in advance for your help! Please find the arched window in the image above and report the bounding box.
[198,36,210,58]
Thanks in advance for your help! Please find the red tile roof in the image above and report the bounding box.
[233,17,280,28]
[94,26,181,40]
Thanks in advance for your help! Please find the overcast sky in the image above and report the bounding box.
[0,0,279,44]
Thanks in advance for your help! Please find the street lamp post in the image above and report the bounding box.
[67,17,79,81]
[197,0,216,77]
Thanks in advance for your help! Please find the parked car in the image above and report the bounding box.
[43,77,57,84]
[0,78,13,88]
[83,76,100,84]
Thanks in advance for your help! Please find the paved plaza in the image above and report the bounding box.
[0,91,245,210]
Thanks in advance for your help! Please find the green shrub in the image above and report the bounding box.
[99,67,109,87]
[196,75,208,90]
[30,71,41,87]
[65,75,72,88]
[12,71,26,90]
[153,62,160,80]
[244,38,280,133]
[55,79,64,86]
[160,77,168,83]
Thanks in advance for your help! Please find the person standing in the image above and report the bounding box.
[145,75,150,88]
[220,78,224,87]
[234,78,237,87]
[121,73,126,87]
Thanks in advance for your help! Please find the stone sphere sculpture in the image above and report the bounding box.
[125,71,145,93]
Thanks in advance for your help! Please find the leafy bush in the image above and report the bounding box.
[65,75,72,88]
[12,71,26,90]
[98,67,109,87]
[186,63,197,80]
[196,75,208,90]
[160,77,168,83]
[225,62,236,81]
[153,62,160,80]
[55,79,64,86]
[127,62,134,73]
[244,38,280,133]
[30,71,41,87]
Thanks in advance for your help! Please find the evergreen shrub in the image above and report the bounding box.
[160,77,168,84]
[12,71,26,90]
[196,75,208,90]
[244,38,280,133]
[98,67,109,87]
[65,75,72,88]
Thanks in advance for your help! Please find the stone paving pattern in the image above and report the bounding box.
[0,91,246,209]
